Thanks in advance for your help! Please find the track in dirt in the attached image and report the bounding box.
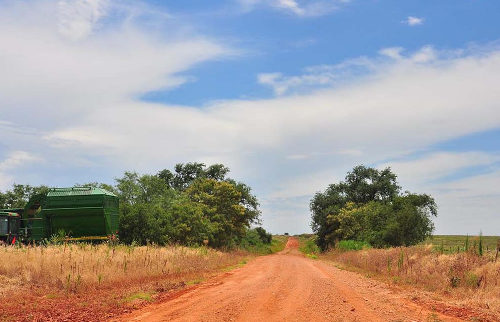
[117,238,464,322]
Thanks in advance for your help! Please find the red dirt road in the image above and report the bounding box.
[118,238,463,322]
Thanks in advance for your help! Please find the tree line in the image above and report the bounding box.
[1,163,437,251]
[0,163,271,249]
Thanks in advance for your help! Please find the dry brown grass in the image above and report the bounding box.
[0,243,244,294]
[0,243,249,320]
[326,245,500,315]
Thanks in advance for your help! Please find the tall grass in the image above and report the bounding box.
[327,244,500,314]
[0,243,244,294]
[423,234,498,254]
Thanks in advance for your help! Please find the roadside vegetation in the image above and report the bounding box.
[328,241,500,315]
[297,232,497,317]
[240,230,287,254]
[0,243,242,294]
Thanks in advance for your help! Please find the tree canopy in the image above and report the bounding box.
[0,184,48,209]
[310,165,437,250]
[115,163,261,247]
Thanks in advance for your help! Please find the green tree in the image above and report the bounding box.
[185,178,259,248]
[116,164,260,248]
[167,195,212,246]
[382,193,436,246]
[115,172,171,206]
[0,184,48,209]
[114,171,176,244]
[119,202,171,245]
[158,162,230,191]
[310,165,436,250]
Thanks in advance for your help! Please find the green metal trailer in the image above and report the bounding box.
[2,187,119,242]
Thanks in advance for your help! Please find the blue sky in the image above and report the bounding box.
[143,0,500,105]
[0,0,499,235]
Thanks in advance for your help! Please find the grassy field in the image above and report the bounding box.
[0,236,286,321]
[314,235,500,318]
[423,235,500,254]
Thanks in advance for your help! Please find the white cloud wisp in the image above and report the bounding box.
[403,16,424,26]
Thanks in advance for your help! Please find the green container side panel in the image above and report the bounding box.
[24,187,119,241]
[44,208,105,237]
[30,218,46,241]
[104,209,119,235]
[48,213,106,237]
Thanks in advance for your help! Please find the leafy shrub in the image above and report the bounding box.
[239,228,282,254]
[336,240,371,251]
[240,229,264,247]
[299,236,320,255]
[465,271,481,288]
[254,227,272,244]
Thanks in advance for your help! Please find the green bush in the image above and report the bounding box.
[254,227,272,244]
[336,240,371,251]
[299,236,320,255]
[239,228,282,254]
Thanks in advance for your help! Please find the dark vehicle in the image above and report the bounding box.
[0,211,20,244]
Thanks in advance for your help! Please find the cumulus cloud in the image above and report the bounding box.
[403,16,424,26]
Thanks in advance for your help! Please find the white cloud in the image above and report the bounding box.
[0,0,229,127]
[0,151,41,190]
[0,151,39,171]
[237,0,348,17]
[257,46,442,95]
[403,16,424,26]
[380,152,500,186]
[257,57,375,95]
[58,0,109,40]
[274,0,304,15]
[379,47,404,60]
